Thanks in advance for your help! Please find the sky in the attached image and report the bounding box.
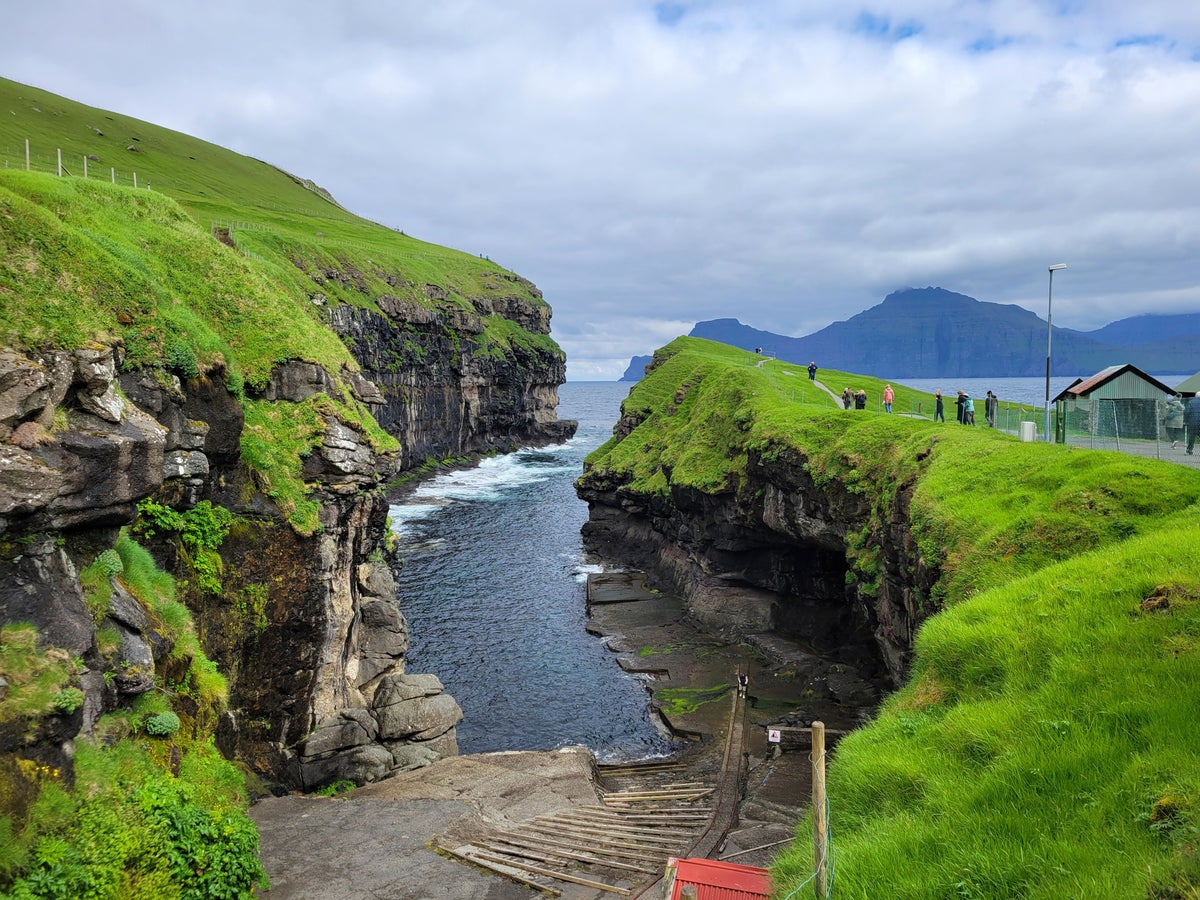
[5,2,1200,380]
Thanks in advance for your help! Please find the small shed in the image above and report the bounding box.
[1052,364,1177,444]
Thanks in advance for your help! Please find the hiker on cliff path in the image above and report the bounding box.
[883,384,894,413]
[854,389,867,410]
[842,387,853,410]
[934,390,945,422]
[985,391,998,428]
[808,361,817,381]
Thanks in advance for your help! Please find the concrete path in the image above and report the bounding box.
[252,750,600,899]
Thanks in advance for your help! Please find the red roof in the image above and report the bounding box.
[667,858,772,900]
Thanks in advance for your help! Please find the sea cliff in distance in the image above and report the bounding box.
[620,287,1200,380]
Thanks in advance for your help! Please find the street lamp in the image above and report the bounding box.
[1045,263,1067,442]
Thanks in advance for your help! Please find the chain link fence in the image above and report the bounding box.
[1059,397,1200,466]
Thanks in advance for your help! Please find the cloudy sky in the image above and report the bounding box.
[6,2,1200,379]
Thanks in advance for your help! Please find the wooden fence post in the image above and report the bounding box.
[57,147,62,177]
[812,721,828,899]
[25,138,30,171]
[83,155,88,178]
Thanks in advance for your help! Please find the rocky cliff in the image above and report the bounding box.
[1,286,574,795]
[576,348,939,690]
[327,269,575,460]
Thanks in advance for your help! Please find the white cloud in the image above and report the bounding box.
[4,1,1200,377]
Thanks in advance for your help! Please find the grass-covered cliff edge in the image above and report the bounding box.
[0,77,572,897]
[578,337,1200,898]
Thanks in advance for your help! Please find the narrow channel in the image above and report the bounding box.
[388,381,677,759]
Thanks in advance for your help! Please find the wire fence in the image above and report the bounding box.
[1060,397,1200,466]
[2,139,157,190]
[2,138,512,268]
[756,362,1200,469]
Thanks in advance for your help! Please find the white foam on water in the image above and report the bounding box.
[387,499,450,538]
[389,445,580,537]
[409,448,575,504]
[572,562,605,584]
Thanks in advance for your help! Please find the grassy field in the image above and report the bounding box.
[582,337,1200,898]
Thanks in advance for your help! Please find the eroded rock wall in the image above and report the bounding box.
[578,442,938,686]
[1,303,571,791]
[329,283,575,466]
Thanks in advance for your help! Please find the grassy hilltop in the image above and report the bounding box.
[0,78,562,897]
[0,76,561,532]
[583,337,1200,898]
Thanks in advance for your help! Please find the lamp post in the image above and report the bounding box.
[1044,263,1067,442]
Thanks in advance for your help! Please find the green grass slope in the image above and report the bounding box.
[582,337,1200,898]
[0,76,563,532]
[0,77,552,324]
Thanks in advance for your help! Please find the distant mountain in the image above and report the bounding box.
[622,287,1199,380]
[1066,313,1200,347]
[620,355,655,382]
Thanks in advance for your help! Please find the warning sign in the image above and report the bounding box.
[768,728,781,743]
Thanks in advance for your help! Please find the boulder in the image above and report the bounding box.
[355,598,408,687]
[300,744,394,790]
[73,345,125,423]
[374,688,463,742]
[301,708,379,760]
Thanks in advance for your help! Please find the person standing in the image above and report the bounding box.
[842,386,853,410]
[963,393,976,425]
[808,361,818,382]
[1165,395,1185,448]
[1185,394,1200,455]
[955,391,965,424]
[934,390,945,423]
[855,389,867,410]
[985,390,998,428]
[883,384,895,413]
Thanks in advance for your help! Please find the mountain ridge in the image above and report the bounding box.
[621,287,1200,380]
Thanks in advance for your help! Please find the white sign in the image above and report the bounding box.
[768,728,781,743]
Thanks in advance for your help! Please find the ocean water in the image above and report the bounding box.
[389,381,674,759]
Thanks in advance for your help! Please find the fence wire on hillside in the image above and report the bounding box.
[760,364,1200,470]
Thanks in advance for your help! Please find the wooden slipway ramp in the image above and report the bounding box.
[432,686,750,898]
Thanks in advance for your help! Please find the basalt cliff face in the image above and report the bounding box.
[328,271,574,460]
[576,387,936,692]
[1,285,573,793]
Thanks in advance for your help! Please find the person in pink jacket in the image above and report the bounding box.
[883,384,895,413]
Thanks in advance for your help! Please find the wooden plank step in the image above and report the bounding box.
[494,829,666,866]
[437,842,562,897]
[467,851,632,895]
[578,804,714,817]
[564,809,711,823]
[522,821,689,851]
[551,814,700,838]
[477,837,653,875]
[602,789,714,801]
